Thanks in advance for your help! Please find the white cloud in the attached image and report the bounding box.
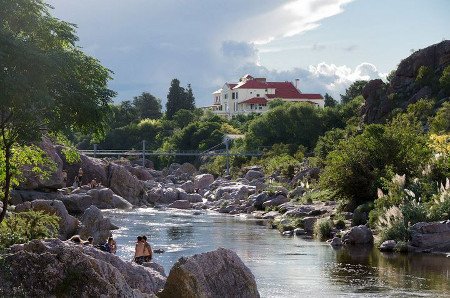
[226,0,354,44]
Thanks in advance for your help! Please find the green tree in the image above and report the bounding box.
[133,92,162,120]
[0,0,115,222]
[431,101,450,133]
[340,80,368,104]
[324,93,337,107]
[166,79,196,119]
[440,65,450,95]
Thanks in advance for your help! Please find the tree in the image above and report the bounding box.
[340,80,368,104]
[166,79,196,119]
[0,0,115,222]
[324,93,337,107]
[133,92,162,120]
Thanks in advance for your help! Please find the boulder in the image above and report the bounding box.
[60,188,132,214]
[288,186,306,199]
[329,237,343,247]
[107,163,146,205]
[168,200,191,210]
[180,181,195,193]
[250,192,270,210]
[126,165,153,181]
[261,211,280,220]
[78,205,115,244]
[284,205,315,218]
[341,225,374,245]
[262,195,289,208]
[159,188,179,204]
[303,217,318,233]
[290,167,320,186]
[62,154,108,188]
[410,221,450,251]
[294,228,307,236]
[379,240,397,252]
[175,163,197,178]
[159,248,259,298]
[15,200,79,240]
[146,187,163,204]
[10,190,61,205]
[194,174,215,190]
[179,192,203,203]
[0,239,165,297]
[244,170,264,182]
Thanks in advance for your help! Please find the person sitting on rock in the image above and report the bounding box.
[84,236,94,246]
[90,179,98,188]
[73,176,80,188]
[77,167,84,186]
[107,237,117,254]
[134,236,145,264]
[142,235,153,262]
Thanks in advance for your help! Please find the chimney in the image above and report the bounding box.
[295,79,300,92]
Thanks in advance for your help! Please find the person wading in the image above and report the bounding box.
[134,236,145,265]
[142,235,153,262]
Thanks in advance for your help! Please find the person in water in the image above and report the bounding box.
[142,235,153,262]
[107,237,117,254]
[134,236,145,264]
[77,167,84,186]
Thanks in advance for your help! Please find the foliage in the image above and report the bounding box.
[415,66,433,87]
[351,202,374,226]
[49,133,80,164]
[0,211,59,250]
[133,92,162,120]
[431,102,450,134]
[166,79,196,119]
[172,109,197,128]
[340,80,368,104]
[324,93,337,107]
[428,186,450,221]
[268,99,285,109]
[440,65,450,94]
[313,219,333,240]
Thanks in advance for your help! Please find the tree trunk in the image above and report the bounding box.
[0,143,11,223]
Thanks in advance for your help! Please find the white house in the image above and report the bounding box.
[210,74,324,117]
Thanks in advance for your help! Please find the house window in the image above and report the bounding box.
[224,94,228,99]
[235,92,238,99]
[232,92,235,99]
[250,104,254,110]
[234,102,237,111]
[256,94,260,97]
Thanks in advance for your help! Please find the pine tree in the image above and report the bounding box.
[166,79,196,119]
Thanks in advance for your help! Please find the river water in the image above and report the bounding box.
[104,208,450,298]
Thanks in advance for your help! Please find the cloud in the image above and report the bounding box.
[221,41,258,60]
[226,0,354,44]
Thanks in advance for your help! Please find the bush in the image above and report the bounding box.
[352,202,374,226]
[379,219,409,243]
[428,190,450,221]
[313,219,333,240]
[334,218,346,230]
[0,211,60,250]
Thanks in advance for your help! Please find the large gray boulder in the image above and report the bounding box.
[342,225,374,245]
[168,200,191,210]
[194,174,215,190]
[0,239,165,297]
[244,170,264,182]
[159,248,259,298]
[15,200,79,240]
[108,163,146,205]
[262,195,289,208]
[410,221,450,251]
[78,205,116,245]
[60,188,132,214]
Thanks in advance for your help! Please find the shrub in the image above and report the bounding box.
[0,211,60,250]
[379,219,409,243]
[313,219,333,240]
[428,189,450,221]
[334,218,346,230]
[352,202,374,226]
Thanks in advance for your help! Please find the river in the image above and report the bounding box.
[104,208,450,298]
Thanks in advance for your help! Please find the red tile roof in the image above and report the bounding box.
[240,97,268,104]
[226,83,237,89]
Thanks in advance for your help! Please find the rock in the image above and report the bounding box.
[143,262,166,277]
[160,188,179,204]
[282,230,294,236]
[261,211,280,220]
[303,217,318,233]
[62,154,108,188]
[180,181,195,193]
[250,192,269,210]
[294,228,307,236]
[10,190,62,205]
[329,237,343,247]
[379,240,397,252]
[60,188,132,214]
[179,192,203,203]
[341,225,374,245]
[159,247,259,298]
[126,165,153,181]
[107,163,146,205]
[19,137,65,190]
[0,239,165,297]
[215,184,254,201]
[262,195,289,208]
[168,200,191,210]
[78,205,114,244]
[284,205,315,218]
[290,167,320,186]
[288,186,306,199]
[410,221,450,251]
[244,170,264,182]
[176,163,197,178]
[15,200,79,240]
[194,174,215,190]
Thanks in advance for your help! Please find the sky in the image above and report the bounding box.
[47,0,449,107]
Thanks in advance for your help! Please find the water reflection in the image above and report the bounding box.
[105,209,450,298]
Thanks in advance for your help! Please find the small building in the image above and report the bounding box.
[210,75,324,117]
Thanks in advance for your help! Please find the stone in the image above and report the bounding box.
[179,192,203,203]
[107,163,146,205]
[244,170,264,182]
[159,248,259,298]
[78,205,115,244]
[10,190,62,205]
[294,228,307,236]
[250,192,269,210]
[341,225,374,245]
[290,167,320,186]
[180,181,195,193]
[168,200,191,210]
[261,211,280,220]
[126,165,153,181]
[288,186,306,199]
[160,188,179,204]
[284,205,315,218]
[15,199,79,240]
[410,221,450,251]
[176,163,197,178]
[329,237,343,247]
[194,174,215,190]
[0,239,165,297]
[282,230,294,236]
[303,217,318,233]
[379,240,397,252]
[62,154,108,188]
[262,195,289,208]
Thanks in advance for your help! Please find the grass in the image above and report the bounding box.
[313,219,333,240]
